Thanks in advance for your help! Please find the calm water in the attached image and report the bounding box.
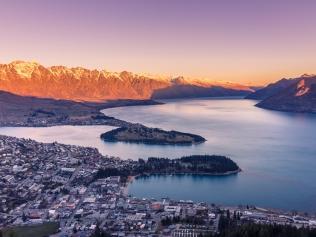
[1,98,316,212]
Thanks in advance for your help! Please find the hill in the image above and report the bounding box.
[0,90,157,127]
[100,125,206,145]
[256,75,316,113]
[245,77,300,100]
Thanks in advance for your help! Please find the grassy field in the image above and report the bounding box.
[1,222,59,237]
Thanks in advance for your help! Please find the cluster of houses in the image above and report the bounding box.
[0,135,315,237]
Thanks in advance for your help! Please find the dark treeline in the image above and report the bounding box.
[161,215,206,226]
[95,155,240,183]
[94,168,130,183]
[90,224,111,237]
[180,155,239,173]
[138,155,240,174]
[208,216,316,237]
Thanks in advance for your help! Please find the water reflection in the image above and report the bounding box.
[1,98,316,211]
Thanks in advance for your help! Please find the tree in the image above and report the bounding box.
[233,211,237,220]
[22,212,27,222]
[258,228,269,237]
[226,210,230,219]
[92,224,101,237]
[213,215,316,237]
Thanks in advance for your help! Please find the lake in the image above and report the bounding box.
[1,98,316,212]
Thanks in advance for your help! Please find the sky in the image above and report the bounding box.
[1,0,316,85]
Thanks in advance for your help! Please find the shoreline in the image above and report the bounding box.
[0,97,162,128]
[124,169,242,196]
[0,98,206,146]
[133,169,241,178]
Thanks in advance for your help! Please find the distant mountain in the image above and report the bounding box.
[245,77,300,100]
[151,76,251,99]
[256,75,316,113]
[152,84,249,99]
[0,61,253,101]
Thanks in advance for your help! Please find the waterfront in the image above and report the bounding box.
[107,98,316,212]
[1,98,316,212]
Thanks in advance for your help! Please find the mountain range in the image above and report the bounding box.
[2,60,315,113]
[245,77,300,100]
[246,74,316,113]
[0,61,253,101]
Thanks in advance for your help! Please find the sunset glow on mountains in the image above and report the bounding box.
[0,60,253,101]
[2,1,316,235]
[1,0,316,85]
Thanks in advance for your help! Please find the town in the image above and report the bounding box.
[0,135,315,237]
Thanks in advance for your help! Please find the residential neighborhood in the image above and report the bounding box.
[0,135,315,237]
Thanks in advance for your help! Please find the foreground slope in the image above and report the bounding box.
[0,61,252,101]
[0,90,156,127]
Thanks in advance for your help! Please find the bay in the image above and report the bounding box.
[1,98,316,212]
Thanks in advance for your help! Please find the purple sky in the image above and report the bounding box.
[1,0,316,85]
